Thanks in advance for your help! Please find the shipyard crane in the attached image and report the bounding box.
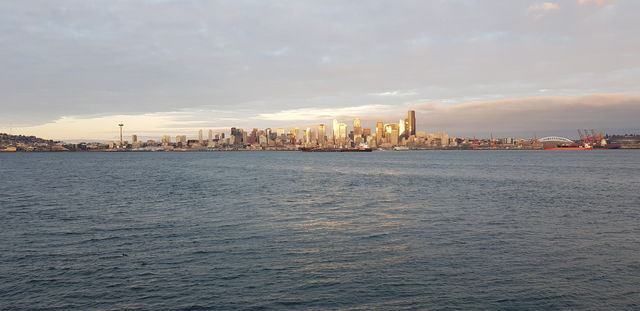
[577,130,583,143]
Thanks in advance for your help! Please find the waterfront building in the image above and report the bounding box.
[131,135,137,143]
[376,122,384,145]
[198,129,203,144]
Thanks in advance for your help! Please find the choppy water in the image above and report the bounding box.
[1,150,639,310]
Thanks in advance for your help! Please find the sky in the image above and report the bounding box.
[1,0,639,141]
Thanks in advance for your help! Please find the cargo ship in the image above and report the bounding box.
[544,143,593,150]
[300,147,372,152]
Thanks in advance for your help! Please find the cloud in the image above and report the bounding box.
[250,104,395,121]
[372,90,419,97]
[578,0,616,7]
[528,2,560,19]
[528,2,560,12]
[0,111,234,141]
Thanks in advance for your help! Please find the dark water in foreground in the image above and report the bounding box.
[1,151,639,310]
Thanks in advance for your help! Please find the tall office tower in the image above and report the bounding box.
[408,110,416,136]
[198,129,203,144]
[339,123,347,143]
[295,128,300,141]
[208,129,213,141]
[376,122,384,144]
[399,119,406,138]
[131,135,137,143]
[385,123,399,144]
[176,135,187,144]
[318,124,326,146]
[310,130,316,144]
[390,129,399,145]
[353,118,362,137]
[332,119,339,144]
[265,128,272,143]
[302,128,310,145]
[305,128,311,144]
[277,128,285,137]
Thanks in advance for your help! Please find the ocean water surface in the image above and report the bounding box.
[1,150,639,310]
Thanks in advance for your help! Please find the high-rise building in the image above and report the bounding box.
[399,119,406,138]
[408,110,416,136]
[332,119,347,145]
[198,129,203,144]
[376,122,384,145]
[277,128,285,137]
[339,123,347,144]
[384,123,399,144]
[302,128,308,145]
[310,130,316,144]
[318,124,326,146]
[131,135,137,143]
[208,129,213,142]
[353,118,362,137]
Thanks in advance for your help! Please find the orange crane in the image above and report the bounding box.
[577,129,586,143]
[490,133,494,149]
[591,129,603,146]
[583,129,594,144]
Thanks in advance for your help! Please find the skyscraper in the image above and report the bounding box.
[376,122,384,145]
[408,110,416,136]
[198,129,203,144]
[318,124,326,146]
[353,118,362,137]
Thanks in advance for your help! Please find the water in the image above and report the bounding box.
[1,150,639,310]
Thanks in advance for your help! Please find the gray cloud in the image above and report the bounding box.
[408,94,640,138]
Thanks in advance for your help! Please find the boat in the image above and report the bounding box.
[393,146,410,151]
[544,143,593,150]
[300,147,372,152]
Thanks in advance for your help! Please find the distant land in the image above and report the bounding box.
[2,132,639,152]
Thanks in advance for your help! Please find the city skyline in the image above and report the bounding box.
[1,1,639,140]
